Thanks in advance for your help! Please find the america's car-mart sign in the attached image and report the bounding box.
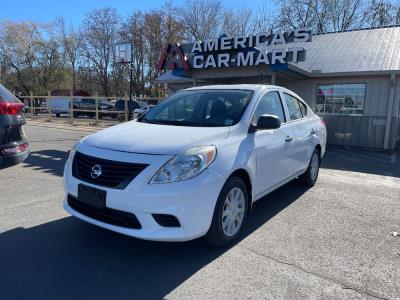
[156,28,312,71]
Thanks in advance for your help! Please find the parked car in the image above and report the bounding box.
[133,105,154,117]
[63,85,327,246]
[112,99,140,120]
[0,84,30,169]
[73,98,112,119]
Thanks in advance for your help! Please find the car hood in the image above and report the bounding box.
[82,121,230,155]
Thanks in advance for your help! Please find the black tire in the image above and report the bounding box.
[204,176,249,247]
[298,148,320,187]
[55,113,61,118]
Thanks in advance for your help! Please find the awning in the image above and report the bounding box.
[155,70,194,83]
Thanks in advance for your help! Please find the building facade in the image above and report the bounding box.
[156,27,400,151]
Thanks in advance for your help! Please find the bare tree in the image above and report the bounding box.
[80,7,119,96]
[324,0,367,31]
[365,0,396,27]
[144,7,184,86]
[163,1,185,43]
[178,0,223,42]
[275,0,366,33]
[35,22,65,92]
[275,0,321,32]
[144,12,165,87]
[395,3,400,24]
[57,17,81,92]
[253,0,275,32]
[0,21,42,94]
[221,6,256,36]
[120,11,146,95]
[0,20,68,94]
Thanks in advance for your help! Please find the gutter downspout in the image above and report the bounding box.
[271,73,276,85]
[384,74,396,150]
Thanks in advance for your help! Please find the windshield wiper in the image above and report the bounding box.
[139,118,227,127]
[140,119,203,126]
[138,117,155,124]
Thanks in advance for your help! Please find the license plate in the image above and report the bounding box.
[78,184,106,208]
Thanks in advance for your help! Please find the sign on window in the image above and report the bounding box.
[316,84,366,115]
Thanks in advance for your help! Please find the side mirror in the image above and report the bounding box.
[256,114,281,131]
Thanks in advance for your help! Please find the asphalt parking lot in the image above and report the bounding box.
[1,123,399,300]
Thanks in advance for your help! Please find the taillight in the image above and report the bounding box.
[320,119,326,127]
[0,102,24,115]
[1,143,29,155]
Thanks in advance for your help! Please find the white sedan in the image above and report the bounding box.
[63,85,326,246]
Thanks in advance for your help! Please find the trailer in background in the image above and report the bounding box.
[45,97,81,117]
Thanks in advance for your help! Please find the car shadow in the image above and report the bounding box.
[321,146,400,177]
[0,181,307,299]
[22,149,69,177]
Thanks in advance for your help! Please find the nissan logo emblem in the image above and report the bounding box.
[90,164,102,179]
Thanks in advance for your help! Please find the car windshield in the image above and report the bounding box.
[139,89,254,127]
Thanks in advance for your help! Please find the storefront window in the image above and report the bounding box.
[316,84,366,115]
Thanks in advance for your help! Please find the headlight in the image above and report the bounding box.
[149,145,217,184]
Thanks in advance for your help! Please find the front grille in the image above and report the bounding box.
[68,194,141,229]
[72,151,148,189]
[152,214,181,228]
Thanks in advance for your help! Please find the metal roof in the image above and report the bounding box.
[155,70,194,83]
[186,84,266,91]
[261,26,400,75]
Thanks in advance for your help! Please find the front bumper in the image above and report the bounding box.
[63,143,225,241]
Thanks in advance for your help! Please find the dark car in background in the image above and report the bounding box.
[113,99,140,120]
[73,98,113,119]
[0,84,29,169]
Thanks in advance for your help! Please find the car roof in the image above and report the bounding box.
[182,84,306,103]
[184,84,283,93]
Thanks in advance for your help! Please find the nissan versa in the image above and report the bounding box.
[63,85,327,246]
[0,84,30,170]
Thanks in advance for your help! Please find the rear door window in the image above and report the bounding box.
[284,93,303,121]
[0,84,20,103]
[298,100,307,117]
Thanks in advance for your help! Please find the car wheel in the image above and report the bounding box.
[298,148,320,187]
[204,176,248,247]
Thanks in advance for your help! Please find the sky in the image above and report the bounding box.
[0,0,266,26]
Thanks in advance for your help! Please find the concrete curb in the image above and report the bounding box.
[27,120,104,133]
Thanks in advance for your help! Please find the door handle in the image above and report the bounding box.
[285,136,293,142]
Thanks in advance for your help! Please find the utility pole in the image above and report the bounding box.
[128,42,133,120]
